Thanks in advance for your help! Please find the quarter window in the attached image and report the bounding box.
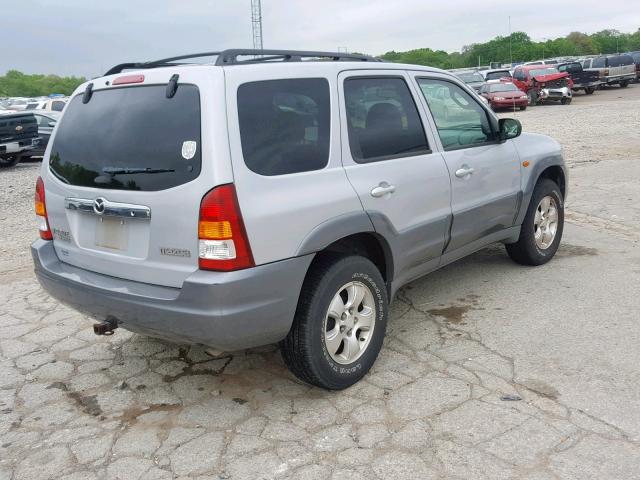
[343,77,429,163]
[237,78,330,176]
[417,78,494,151]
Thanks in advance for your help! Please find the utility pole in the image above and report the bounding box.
[251,0,263,50]
[508,16,513,66]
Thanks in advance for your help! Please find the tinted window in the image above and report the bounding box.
[485,71,511,81]
[237,78,330,176]
[513,69,526,81]
[49,85,201,191]
[608,55,633,67]
[52,101,65,111]
[558,63,581,73]
[592,57,606,68]
[344,77,429,163]
[418,78,494,151]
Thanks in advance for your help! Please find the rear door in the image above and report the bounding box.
[413,74,520,252]
[42,68,231,288]
[337,70,452,284]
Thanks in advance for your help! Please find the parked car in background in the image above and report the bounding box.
[24,111,61,159]
[25,98,68,112]
[482,69,512,82]
[479,82,528,110]
[453,70,485,92]
[512,65,573,105]
[31,49,567,390]
[0,111,39,168]
[626,51,640,82]
[583,54,635,87]
[556,61,601,94]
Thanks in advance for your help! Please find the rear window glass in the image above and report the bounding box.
[49,85,201,191]
[608,55,633,67]
[344,77,429,163]
[237,78,330,176]
[485,71,511,81]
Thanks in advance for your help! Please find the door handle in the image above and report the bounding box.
[370,182,396,198]
[455,165,475,178]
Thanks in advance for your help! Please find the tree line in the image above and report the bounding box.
[379,28,640,69]
[2,28,639,97]
[0,70,86,97]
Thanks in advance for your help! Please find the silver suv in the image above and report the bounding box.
[32,49,567,389]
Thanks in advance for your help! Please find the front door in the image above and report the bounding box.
[337,71,452,286]
[414,75,521,252]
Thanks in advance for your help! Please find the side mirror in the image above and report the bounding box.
[48,121,56,127]
[499,118,522,141]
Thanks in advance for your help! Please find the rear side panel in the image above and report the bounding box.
[42,67,232,288]
[224,64,364,265]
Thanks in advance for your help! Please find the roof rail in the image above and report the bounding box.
[104,49,380,75]
[214,49,381,65]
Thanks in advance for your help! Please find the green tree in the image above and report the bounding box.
[0,70,86,97]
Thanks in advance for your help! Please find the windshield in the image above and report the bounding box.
[456,72,484,83]
[49,85,201,191]
[530,68,559,77]
[488,83,519,92]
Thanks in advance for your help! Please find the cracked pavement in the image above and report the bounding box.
[1,85,640,479]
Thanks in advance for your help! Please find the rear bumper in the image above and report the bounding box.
[32,240,313,350]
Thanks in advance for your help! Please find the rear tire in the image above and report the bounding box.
[506,179,564,266]
[519,106,527,111]
[281,255,388,390]
[0,155,20,168]
[620,81,629,88]
[585,87,596,95]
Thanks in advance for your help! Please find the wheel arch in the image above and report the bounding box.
[296,212,394,295]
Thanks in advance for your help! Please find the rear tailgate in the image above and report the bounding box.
[42,67,233,288]
[0,112,38,143]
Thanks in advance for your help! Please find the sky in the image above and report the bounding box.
[1,0,639,77]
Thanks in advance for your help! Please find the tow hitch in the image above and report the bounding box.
[93,316,118,336]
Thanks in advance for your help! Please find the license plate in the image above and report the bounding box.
[95,217,128,250]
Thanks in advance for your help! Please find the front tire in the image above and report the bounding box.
[506,179,564,266]
[561,97,572,105]
[620,80,629,88]
[281,255,388,390]
[527,90,538,106]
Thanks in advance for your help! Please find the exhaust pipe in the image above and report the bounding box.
[93,316,118,336]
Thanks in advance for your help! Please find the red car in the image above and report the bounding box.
[511,65,574,105]
[479,82,529,110]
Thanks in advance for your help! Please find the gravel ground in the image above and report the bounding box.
[1,84,639,479]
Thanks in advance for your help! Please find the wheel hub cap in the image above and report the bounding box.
[534,195,559,249]
[323,281,376,365]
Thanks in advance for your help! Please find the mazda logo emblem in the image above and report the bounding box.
[93,197,106,215]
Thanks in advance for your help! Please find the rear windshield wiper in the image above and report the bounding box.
[102,166,175,175]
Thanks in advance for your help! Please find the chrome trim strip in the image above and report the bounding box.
[65,197,151,219]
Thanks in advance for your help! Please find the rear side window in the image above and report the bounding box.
[49,85,201,191]
[344,77,429,163]
[52,101,65,111]
[237,78,330,176]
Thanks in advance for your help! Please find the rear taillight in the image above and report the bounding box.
[198,184,254,271]
[35,176,52,240]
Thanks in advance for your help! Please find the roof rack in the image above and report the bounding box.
[104,49,381,75]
